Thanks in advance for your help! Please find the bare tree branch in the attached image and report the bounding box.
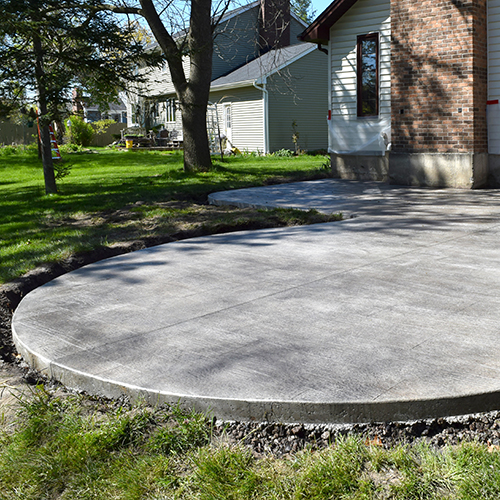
[139,0,187,94]
[96,2,142,14]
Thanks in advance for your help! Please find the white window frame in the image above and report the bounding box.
[164,99,177,123]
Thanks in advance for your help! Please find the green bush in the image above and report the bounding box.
[91,119,115,136]
[66,115,94,147]
[0,144,38,155]
[0,145,18,155]
[273,148,294,157]
[59,143,85,154]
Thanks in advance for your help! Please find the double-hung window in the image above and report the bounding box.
[164,99,176,123]
[357,33,379,117]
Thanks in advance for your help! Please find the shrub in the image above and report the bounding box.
[66,115,94,147]
[53,160,72,180]
[321,155,331,170]
[91,119,115,136]
[0,145,18,155]
[59,143,85,154]
[273,148,294,157]
[0,144,38,155]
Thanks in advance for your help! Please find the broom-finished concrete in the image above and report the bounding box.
[12,180,500,423]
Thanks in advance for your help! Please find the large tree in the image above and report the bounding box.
[0,0,157,193]
[102,0,231,172]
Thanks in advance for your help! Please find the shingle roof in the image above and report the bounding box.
[210,43,314,89]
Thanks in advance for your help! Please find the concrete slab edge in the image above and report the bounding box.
[207,192,355,218]
[12,323,500,425]
[208,194,294,211]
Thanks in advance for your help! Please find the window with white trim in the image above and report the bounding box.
[357,33,379,117]
[164,99,176,123]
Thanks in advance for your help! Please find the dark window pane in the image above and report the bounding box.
[357,34,379,117]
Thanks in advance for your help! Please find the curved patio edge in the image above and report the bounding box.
[13,324,500,425]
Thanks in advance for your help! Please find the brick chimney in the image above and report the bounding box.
[259,0,291,54]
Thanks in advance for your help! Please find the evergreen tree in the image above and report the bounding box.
[0,0,157,193]
[291,0,316,24]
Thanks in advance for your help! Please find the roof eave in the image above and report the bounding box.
[255,45,317,83]
[297,27,330,45]
[297,0,358,44]
[210,79,255,92]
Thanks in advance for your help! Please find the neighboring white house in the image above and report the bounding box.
[208,44,328,153]
[127,0,329,153]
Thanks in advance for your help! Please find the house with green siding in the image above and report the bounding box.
[208,44,328,154]
[128,0,328,154]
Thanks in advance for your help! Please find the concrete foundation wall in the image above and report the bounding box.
[488,154,500,187]
[388,153,489,189]
[331,153,389,181]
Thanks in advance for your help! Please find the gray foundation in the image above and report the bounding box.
[331,152,491,188]
[330,153,389,182]
[388,152,489,189]
[488,154,500,187]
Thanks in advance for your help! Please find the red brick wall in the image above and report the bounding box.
[391,0,487,154]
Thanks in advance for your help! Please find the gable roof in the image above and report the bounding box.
[210,43,315,91]
[298,0,358,45]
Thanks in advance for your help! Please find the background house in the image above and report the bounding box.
[128,0,328,153]
[73,90,128,123]
[300,0,499,188]
[208,43,327,153]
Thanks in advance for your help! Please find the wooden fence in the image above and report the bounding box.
[0,122,38,145]
[0,121,127,147]
[91,122,127,147]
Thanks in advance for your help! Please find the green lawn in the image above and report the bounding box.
[1,388,499,499]
[2,146,500,499]
[0,146,334,284]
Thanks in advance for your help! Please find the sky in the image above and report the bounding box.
[311,0,332,19]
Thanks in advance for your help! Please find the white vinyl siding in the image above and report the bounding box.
[488,0,500,153]
[329,0,390,118]
[140,57,190,99]
[327,0,390,154]
[210,87,265,152]
[267,49,328,152]
[489,0,500,98]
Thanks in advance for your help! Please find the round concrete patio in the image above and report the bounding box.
[12,180,500,423]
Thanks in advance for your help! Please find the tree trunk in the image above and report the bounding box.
[39,124,57,193]
[180,0,214,171]
[139,0,214,172]
[33,31,57,194]
[179,88,212,172]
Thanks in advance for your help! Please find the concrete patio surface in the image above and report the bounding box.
[12,179,500,423]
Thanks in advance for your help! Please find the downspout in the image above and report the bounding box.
[253,79,269,154]
[317,43,328,55]
[327,37,332,154]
